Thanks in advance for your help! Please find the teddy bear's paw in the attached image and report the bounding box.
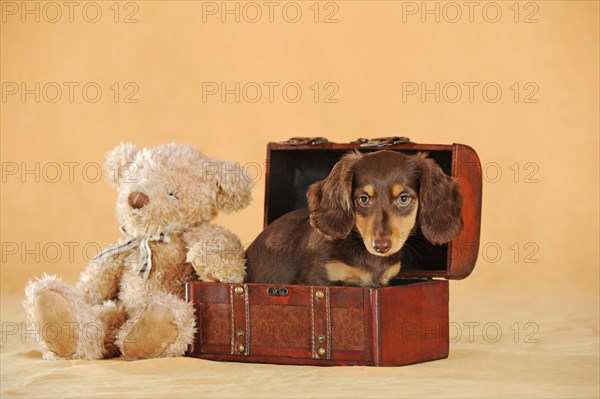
[119,305,178,360]
[187,244,246,283]
[32,290,79,358]
[117,293,196,360]
[184,225,246,283]
[194,257,246,283]
[23,275,106,360]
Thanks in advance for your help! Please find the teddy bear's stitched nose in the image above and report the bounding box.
[128,191,149,209]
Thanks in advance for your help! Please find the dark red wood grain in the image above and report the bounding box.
[186,280,449,366]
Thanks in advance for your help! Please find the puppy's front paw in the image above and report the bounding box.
[379,263,401,286]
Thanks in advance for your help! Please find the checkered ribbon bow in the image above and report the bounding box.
[93,229,170,278]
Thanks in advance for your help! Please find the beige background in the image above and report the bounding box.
[1,1,598,398]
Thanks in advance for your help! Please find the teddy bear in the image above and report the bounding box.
[23,142,253,360]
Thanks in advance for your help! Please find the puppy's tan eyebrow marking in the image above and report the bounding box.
[392,184,404,197]
[363,185,375,196]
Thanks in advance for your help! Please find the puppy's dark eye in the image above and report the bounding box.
[169,191,179,199]
[357,194,371,207]
[397,194,411,206]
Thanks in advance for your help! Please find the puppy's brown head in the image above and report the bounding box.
[307,151,463,256]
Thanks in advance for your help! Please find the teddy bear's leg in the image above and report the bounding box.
[23,275,110,360]
[116,292,195,360]
[24,275,127,360]
[94,300,128,358]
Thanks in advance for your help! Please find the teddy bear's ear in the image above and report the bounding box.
[104,142,138,187]
[215,160,254,213]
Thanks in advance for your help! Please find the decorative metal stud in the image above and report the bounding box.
[317,347,326,357]
[237,330,244,337]
[315,290,325,300]
[318,334,325,343]
[237,344,245,353]
[234,286,244,295]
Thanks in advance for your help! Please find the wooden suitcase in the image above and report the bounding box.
[186,137,482,366]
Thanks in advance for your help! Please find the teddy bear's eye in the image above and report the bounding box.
[168,191,179,199]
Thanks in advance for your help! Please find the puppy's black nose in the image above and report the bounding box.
[128,191,149,209]
[372,239,391,254]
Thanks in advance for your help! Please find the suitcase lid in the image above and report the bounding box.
[263,137,482,280]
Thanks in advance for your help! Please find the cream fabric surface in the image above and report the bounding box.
[1,279,598,399]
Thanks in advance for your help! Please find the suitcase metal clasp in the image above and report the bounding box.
[267,287,289,296]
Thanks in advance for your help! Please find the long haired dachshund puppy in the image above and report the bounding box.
[245,150,463,287]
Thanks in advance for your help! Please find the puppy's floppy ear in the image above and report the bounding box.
[104,142,138,188]
[307,152,361,240]
[415,152,463,244]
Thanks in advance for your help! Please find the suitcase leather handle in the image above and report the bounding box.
[352,136,412,147]
[279,137,330,146]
